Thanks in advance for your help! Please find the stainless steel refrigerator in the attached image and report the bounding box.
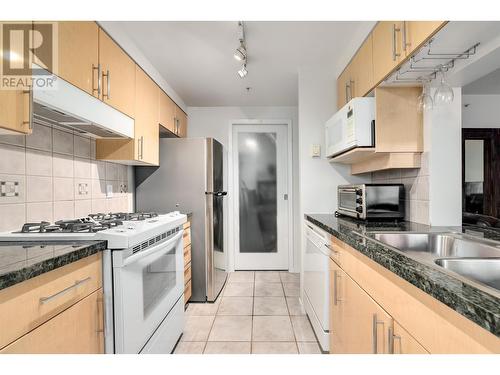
[135,137,227,302]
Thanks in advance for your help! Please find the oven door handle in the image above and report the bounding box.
[121,231,183,267]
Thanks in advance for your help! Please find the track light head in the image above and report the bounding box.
[234,42,247,62]
[237,64,248,78]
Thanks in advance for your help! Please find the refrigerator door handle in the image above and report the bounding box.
[205,191,228,197]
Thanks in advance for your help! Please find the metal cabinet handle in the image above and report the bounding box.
[92,63,101,96]
[345,82,349,104]
[22,88,33,130]
[372,314,385,354]
[140,136,144,159]
[333,270,343,305]
[39,277,91,304]
[96,295,104,334]
[389,326,401,354]
[102,69,110,99]
[392,23,401,61]
[402,21,409,52]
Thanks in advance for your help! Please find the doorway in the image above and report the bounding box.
[232,124,290,270]
[462,128,500,220]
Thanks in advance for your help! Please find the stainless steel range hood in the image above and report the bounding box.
[33,67,134,139]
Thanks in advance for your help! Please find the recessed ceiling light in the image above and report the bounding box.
[237,64,248,78]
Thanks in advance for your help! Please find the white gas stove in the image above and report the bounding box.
[0,211,187,354]
[0,211,187,249]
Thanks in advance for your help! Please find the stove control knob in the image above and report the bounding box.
[355,206,363,213]
[356,198,363,204]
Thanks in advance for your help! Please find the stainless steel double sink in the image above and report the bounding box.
[368,232,500,293]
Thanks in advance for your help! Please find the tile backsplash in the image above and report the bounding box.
[0,123,132,232]
[372,152,429,225]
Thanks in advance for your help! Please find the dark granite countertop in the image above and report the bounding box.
[0,240,106,291]
[305,214,500,338]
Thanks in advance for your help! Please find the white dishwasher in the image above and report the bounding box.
[303,222,331,352]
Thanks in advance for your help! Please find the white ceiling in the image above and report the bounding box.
[463,68,500,95]
[102,21,375,107]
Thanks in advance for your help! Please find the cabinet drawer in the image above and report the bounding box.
[184,265,192,285]
[183,228,191,248]
[184,280,192,304]
[1,288,104,354]
[0,253,102,349]
[184,245,192,267]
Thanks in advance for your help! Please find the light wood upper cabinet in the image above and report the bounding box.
[336,65,352,109]
[159,90,176,134]
[1,289,104,354]
[403,21,447,57]
[372,21,405,86]
[135,66,159,165]
[330,259,392,354]
[44,21,99,97]
[0,90,31,135]
[176,106,188,138]
[99,29,136,118]
[349,34,374,99]
[392,321,429,354]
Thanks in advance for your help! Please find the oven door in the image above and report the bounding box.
[112,230,184,354]
[337,187,361,218]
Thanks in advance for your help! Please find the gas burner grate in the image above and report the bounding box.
[20,222,51,233]
[89,212,159,221]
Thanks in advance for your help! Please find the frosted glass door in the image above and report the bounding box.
[233,125,289,270]
[238,132,278,254]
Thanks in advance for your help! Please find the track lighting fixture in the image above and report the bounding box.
[234,22,248,78]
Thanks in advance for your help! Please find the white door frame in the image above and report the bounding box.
[228,119,293,271]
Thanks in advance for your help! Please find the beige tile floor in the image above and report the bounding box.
[174,271,323,354]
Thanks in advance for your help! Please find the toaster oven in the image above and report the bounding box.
[337,184,405,220]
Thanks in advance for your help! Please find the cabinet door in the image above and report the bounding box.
[404,21,446,57]
[135,66,159,165]
[329,259,343,353]
[331,266,392,354]
[349,34,374,98]
[99,29,136,118]
[176,107,188,138]
[392,321,429,354]
[0,90,31,135]
[47,21,99,96]
[1,289,104,354]
[159,90,176,134]
[336,65,352,110]
[372,21,404,85]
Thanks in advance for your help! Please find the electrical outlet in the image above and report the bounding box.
[120,183,127,194]
[78,183,89,196]
[311,144,321,158]
[106,184,113,198]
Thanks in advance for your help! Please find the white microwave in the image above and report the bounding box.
[325,97,375,159]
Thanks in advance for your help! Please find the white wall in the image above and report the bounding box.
[462,95,500,128]
[187,106,300,272]
[298,64,369,216]
[424,87,463,226]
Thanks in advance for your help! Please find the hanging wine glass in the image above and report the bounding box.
[433,66,454,105]
[417,79,433,113]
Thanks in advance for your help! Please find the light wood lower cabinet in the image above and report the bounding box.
[391,321,429,354]
[327,231,500,354]
[183,220,192,305]
[1,288,104,354]
[330,260,392,354]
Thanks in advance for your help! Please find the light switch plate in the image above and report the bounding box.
[106,184,113,198]
[311,144,321,158]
